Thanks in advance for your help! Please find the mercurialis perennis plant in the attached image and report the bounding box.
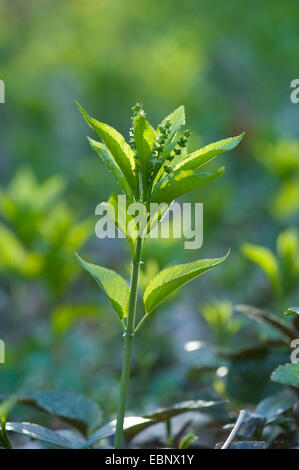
[76,101,244,448]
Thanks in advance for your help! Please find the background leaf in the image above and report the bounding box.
[271,363,299,388]
[6,422,76,448]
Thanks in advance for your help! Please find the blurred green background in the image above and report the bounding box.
[0,0,299,423]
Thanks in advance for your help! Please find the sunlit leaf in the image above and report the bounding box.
[157,105,185,143]
[174,133,244,172]
[133,114,155,190]
[143,253,229,313]
[241,243,281,295]
[179,432,198,449]
[151,167,224,203]
[76,253,130,320]
[88,138,133,199]
[77,102,137,195]
[6,422,75,448]
[83,417,152,448]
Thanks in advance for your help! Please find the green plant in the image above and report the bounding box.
[241,227,299,302]
[76,102,243,447]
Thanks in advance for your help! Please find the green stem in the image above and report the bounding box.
[114,236,143,449]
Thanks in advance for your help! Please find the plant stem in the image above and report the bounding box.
[114,236,143,449]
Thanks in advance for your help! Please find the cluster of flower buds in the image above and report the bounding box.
[147,119,172,182]
[129,103,145,150]
[162,129,191,174]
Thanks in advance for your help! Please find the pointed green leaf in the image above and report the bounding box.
[76,102,137,195]
[101,193,136,252]
[88,138,133,199]
[157,105,185,142]
[241,243,281,295]
[143,252,229,313]
[179,432,198,449]
[83,417,153,448]
[174,133,244,172]
[6,422,76,448]
[151,167,224,203]
[133,114,155,189]
[76,253,129,320]
[271,363,299,388]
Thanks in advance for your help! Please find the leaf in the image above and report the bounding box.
[215,441,267,449]
[241,243,281,295]
[133,114,155,189]
[271,363,299,388]
[235,304,297,340]
[179,432,198,449]
[143,399,223,421]
[83,417,153,448]
[52,304,99,335]
[143,253,229,313]
[174,133,245,172]
[102,193,136,248]
[88,138,133,199]
[157,105,185,143]
[151,167,224,203]
[255,391,296,422]
[236,410,264,439]
[76,253,130,321]
[76,102,137,195]
[6,422,76,448]
[12,391,102,434]
[284,307,299,316]
[56,429,86,448]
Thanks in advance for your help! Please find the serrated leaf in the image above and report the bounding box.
[76,102,137,195]
[271,363,299,388]
[76,253,129,320]
[151,167,224,203]
[11,391,102,434]
[6,422,75,448]
[88,138,133,199]
[241,243,281,295]
[143,253,229,313]
[133,114,155,190]
[174,133,244,172]
[83,417,153,448]
[284,307,299,316]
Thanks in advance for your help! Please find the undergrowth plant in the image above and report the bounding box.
[76,102,244,448]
